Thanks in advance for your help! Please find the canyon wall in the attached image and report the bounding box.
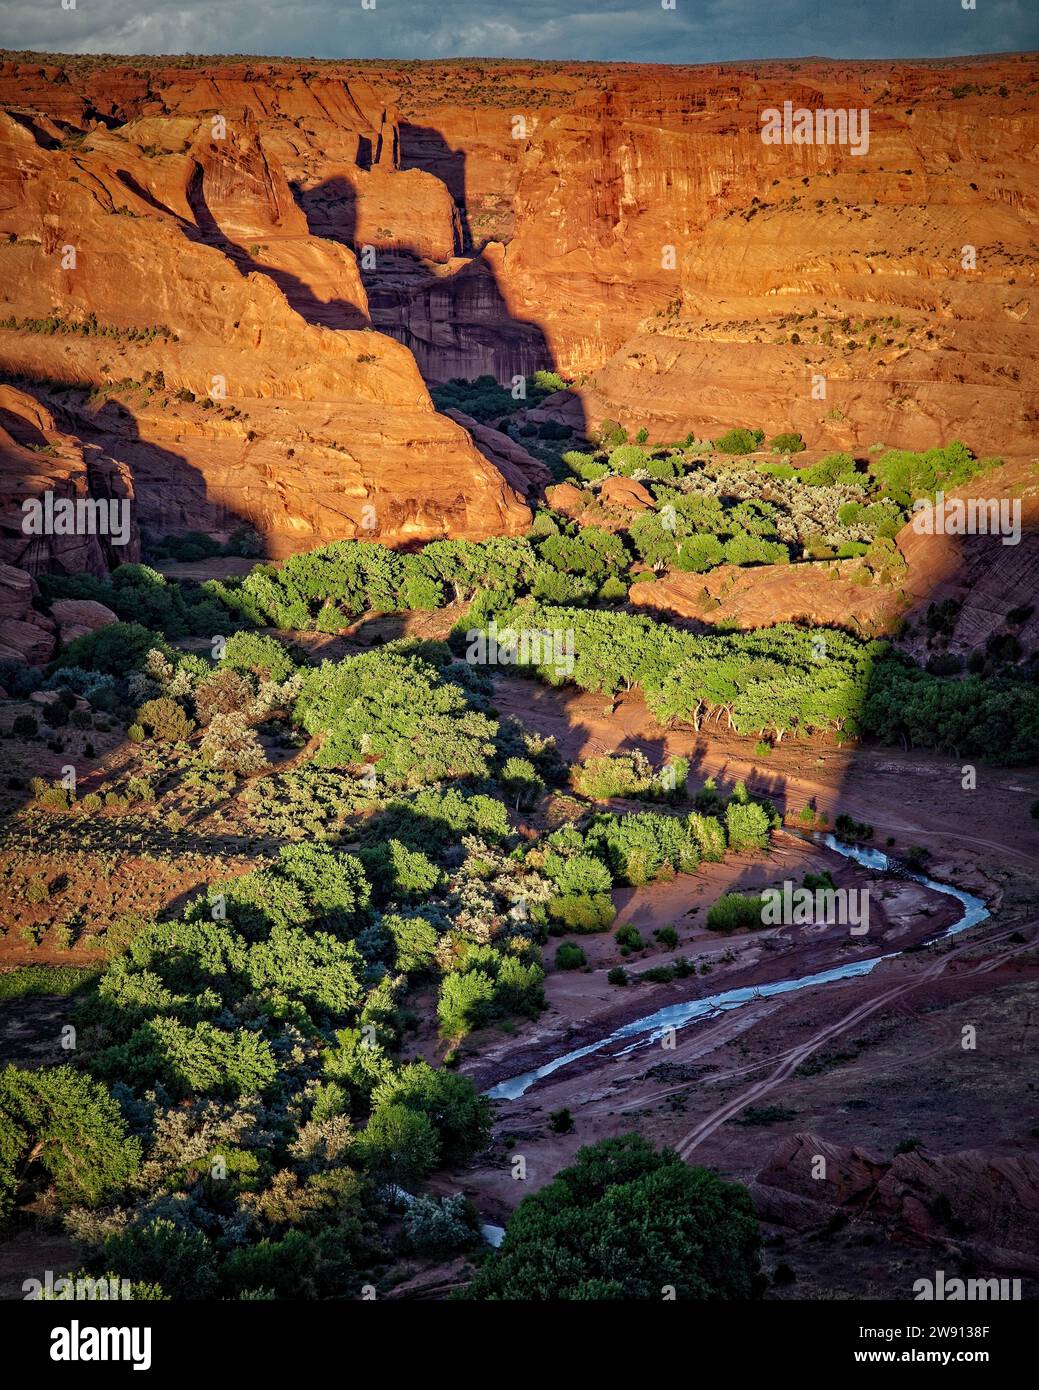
[0,51,1036,592]
[0,64,533,571]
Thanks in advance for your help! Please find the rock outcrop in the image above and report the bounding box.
[0,89,531,560]
[0,385,139,576]
[629,559,908,636]
[0,561,54,663]
[544,482,586,519]
[752,1132,1039,1276]
[442,408,552,498]
[1,51,1036,567]
[49,596,118,647]
[895,458,1039,659]
[598,476,655,511]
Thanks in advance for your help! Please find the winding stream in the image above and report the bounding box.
[487,833,990,1103]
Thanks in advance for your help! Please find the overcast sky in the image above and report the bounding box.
[4,0,1037,64]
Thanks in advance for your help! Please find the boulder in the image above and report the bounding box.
[51,597,119,648]
[876,1148,1039,1267]
[599,475,654,510]
[545,482,586,519]
[50,598,118,633]
[0,562,54,665]
[754,1132,1039,1275]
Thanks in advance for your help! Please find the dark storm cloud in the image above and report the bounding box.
[2,0,1036,62]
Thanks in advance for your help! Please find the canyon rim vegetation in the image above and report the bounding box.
[0,0,1037,1354]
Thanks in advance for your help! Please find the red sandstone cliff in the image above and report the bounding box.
[0,52,1036,575]
[0,79,532,563]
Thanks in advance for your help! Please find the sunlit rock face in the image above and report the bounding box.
[0,53,1035,567]
[0,68,534,560]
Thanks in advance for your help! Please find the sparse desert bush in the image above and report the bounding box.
[220,631,298,683]
[193,666,253,725]
[547,893,615,933]
[198,713,268,774]
[41,702,69,728]
[706,893,766,933]
[226,524,263,557]
[573,750,687,803]
[403,1193,478,1251]
[37,784,74,809]
[103,1219,215,1300]
[548,1107,574,1134]
[563,450,608,483]
[500,755,544,810]
[834,813,873,842]
[61,622,168,675]
[735,1105,796,1127]
[555,942,586,970]
[641,964,676,982]
[614,922,644,952]
[676,533,725,573]
[594,419,628,448]
[544,850,612,897]
[24,876,50,904]
[724,801,771,853]
[715,427,761,455]
[135,697,194,744]
[608,444,650,475]
[126,776,154,803]
[361,839,443,903]
[769,432,805,453]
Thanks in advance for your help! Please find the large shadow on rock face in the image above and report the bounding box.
[397,123,474,252]
[0,392,129,577]
[1,379,258,561]
[0,383,266,867]
[185,163,369,331]
[84,397,259,551]
[296,173,360,251]
[487,494,1039,907]
[297,124,565,393]
[365,248,558,386]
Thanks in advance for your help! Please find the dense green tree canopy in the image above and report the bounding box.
[0,1065,140,1218]
[487,602,879,739]
[295,650,498,785]
[461,1135,764,1300]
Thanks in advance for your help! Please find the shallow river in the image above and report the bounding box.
[486,834,990,1103]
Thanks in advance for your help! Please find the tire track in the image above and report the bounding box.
[673,923,1034,1159]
